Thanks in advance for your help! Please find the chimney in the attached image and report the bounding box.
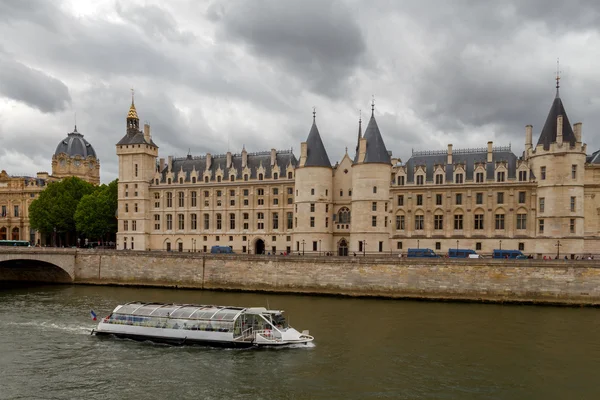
[242,148,247,168]
[143,123,151,142]
[525,125,532,151]
[159,158,165,172]
[206,153,212,170]
[167,156,173,172]
[447,144,453,165]
[226,152,232,169]
[271,148,277,166]
[556,115,563,145]
[299,142,308,167]
[487,141,493,162]
[574,122,582,143]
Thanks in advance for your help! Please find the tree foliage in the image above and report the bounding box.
[29,177,96,234]
[74,180,118,240]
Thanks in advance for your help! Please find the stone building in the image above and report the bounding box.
[0,126,100,244]
[116,82,600,257]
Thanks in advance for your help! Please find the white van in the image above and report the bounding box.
[468,254,483,259]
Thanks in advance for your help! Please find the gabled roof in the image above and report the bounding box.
[362,114,391,164]
[536,91,576,150]
[116,131,157,147]
[303,119,331,168]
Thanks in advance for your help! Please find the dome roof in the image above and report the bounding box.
[54,126,97,159]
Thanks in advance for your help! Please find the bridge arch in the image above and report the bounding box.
[0,252,75,283]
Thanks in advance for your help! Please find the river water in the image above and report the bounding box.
[1,284,599,400]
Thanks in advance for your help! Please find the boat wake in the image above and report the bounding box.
[7,321,91,335]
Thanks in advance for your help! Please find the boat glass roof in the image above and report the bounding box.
[114,302,245,321]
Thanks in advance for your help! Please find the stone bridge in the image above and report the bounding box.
[0,248,77,283]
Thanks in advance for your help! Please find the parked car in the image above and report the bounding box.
[407,248,440,258]
[210,246,235,254]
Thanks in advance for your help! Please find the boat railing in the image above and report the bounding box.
[255,329,281,341]
[234,327,255,342]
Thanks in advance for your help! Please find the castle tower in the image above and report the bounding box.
[116,93,159,251]
[350,101,392,254]
[527,78,586,254]
[293,110,333,254]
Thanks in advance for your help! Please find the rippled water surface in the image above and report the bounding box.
[1,284,599,399]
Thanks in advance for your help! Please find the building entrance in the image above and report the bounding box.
[338,239,348,256]
[255,239,265,255]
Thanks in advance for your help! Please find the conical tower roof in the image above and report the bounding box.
[304,114,331,167]
[127,100,139,120]
[362,111,391,164]
[536,92,576,150]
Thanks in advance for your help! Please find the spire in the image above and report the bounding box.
[536,74,576,150]
[354,110,362,162]
[128,88,139,120]
[126,89,140,133]
[555,58,561,98]
[362,101,391,164]
[304,110,331,167]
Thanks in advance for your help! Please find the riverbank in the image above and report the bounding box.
[71,250,600,306]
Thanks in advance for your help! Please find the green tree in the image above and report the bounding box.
[29,177,96,240]
[74,180,118,241]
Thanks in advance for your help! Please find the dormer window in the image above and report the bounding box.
[455,173,464,184]
[416,175,424,185]
[204,176,209,183]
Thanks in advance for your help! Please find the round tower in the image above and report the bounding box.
[527,80,586,255]
[293,110,333,255]
[350,103,392,255]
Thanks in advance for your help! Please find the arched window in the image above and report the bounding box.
[288,172,293,179]
[204,176,209,183]
[192,177,196,183]
[373,186,377,194]
[230,175,235,182]
[259,173,264,181]
[217,176,222,182]
[0,227,7,240]
[179,177,183,184]
[11,227,19,240]
[337,207,351,224]
[244,174,248,181]
[274,173,278,179]
[167,178,171,184]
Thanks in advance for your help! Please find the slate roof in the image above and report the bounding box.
[116,130,158,147]
[536,91,576,150]
[159,150,297,183]
[54,127,97,158]
[303,119,331,167]
[403,146,518,183]
[362,113,391,164]
[586,150,600,164]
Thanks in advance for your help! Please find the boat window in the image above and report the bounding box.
[272,313,288,329]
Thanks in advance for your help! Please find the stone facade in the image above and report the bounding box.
[117,84,600,258]
[0,127,100,244]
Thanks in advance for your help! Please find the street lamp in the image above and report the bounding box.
[499,240,502,251]
[301,239,305,256]
[417,239,420,249]
[247,239,250,254]
[319,239,321,256]
[556,239,562,259]
[363,240,367,257]
[456,240,459,253]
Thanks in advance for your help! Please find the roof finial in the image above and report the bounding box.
[555,58,561,97]
[131,87,135,105]
[312,106,316,122]
[74,112,77,132]
[371,95,375,116]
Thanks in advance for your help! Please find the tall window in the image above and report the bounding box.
[416,194,423,206]
[397,195,404,206]
[414,215,424,230]
[373,186,377,194]
[476,192,483,205]
[570,218,575,233]
[178,214,184,230]
[272,213,279,229]
[135,163,138,177]
[435,194,442,206]
[455,173,464,184]
[455,193,462,205]
[397,176,405,186]
[497,192,504,204]
[495,214,505,230]
[230,213,236,230]
[154,214,160,230]
[310,203,315,212]
[570,196,576,212]
[572,165,577,179]
[539,219,544,233]
[435,174,443,184]
[166,214,173,230]
[474,214,484,230]
[216,213,222,230]
[396,215,405,230]
[338,208,351,224]
[454,214,463,230]
[13,205,19,217]
[191,191,197,207]
[257,213,265,229]
[191,214,197,230]
[287,212,293,229]
[372,216,377,227]
[434,215,443,230]
[166,192,173,207]
[154,192,160,208]
[131,220,136,231]
[497,171,505,182]
[539,197,545,212]
[541,166,546,180]
[178,192,184,207]
[476,172,484,183]
[518,191,526,204]
[519,171,527,182]
[416,175,424,185]
[372,202,377,211]
[203,214,209,230]
[516,214,527,230]
[309,216,314,228]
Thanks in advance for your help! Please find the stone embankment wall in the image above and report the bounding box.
[74,251,600,305]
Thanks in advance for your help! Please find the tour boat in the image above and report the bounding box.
[92,301,314,347]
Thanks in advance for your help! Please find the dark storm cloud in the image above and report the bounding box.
[209,0,367,98]
[0,53,71,113]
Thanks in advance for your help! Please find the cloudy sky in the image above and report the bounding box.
[1,0,600,183]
